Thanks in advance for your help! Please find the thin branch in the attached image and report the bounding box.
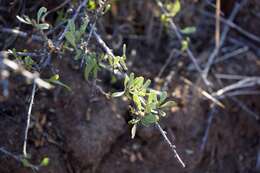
[201,10,260,43]
[202,1,244,82]
[230,97,259,120]
[155,122,186,168]
[0,52,53,89]
[215,46,248,63]
[0,27,43,42]
[215,0,221,49]
[181,77,225,108]
[213,77,260,96]
[200,104,217,151]
[23,81,36,157]
[215,73,257,80]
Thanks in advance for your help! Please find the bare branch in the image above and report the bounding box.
[155,122,186,168]
[23,82,36,157]
[0,52,53,89]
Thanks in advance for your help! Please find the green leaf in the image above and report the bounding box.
[50,80,71,91]
[84,56,97,80]
[80,19,89,35]
[21,158,31,168]
[143,79,151,89]
[37,7,47,23]
[133,94,142,110]
[128,118,140,125]
[68,20,76,33]
[160,101,176,109]
[166,0,181,17]
[131,124,137,139]
[141,114,159,126]
[65,31,76,48]
[134,77,144,88]
[50,74,59,81]
[159,91,167,104]
[181,39,189,52]
[47,74,71,91]
[124,75,129,88]
[148,90,158,105]
[112,91,125,97]
[181,26,196,34]
[129,73,135,85]
[87,0,97,10]
[40,157,50,167]
[36,23,49,30]
[16,15,32,25]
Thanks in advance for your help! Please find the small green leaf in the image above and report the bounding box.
[36,23,49,30]
[87,0,97,10]
[21,158,31,168]
[40,157,50,167]
[128,118,140,125]
[79,19,89,35]
[143,79,151,89]
[47,75,71,91]
[131,124,137,139]
[37,7,47,23]
[84,56,98,80]
[50,74,60,81]
[159,91,167,103]
[141,114,159,126]
[112,91,125,97]
[166,0,181,17]
[124,75,129,88]
[181,26,196,34]
[16,15,32,25]
[50,80,71,91]
[133,94,142,110]
[65,32,76,48]
[181,39,189,52]
[68,20,76,33]
[160,101,176,109]
[148,90,158,105]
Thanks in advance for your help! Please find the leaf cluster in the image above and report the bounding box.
[112,73,176,138]
[16,7,50,30]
